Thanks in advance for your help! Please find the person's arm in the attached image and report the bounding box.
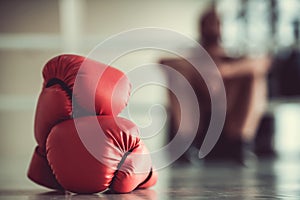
[217,57,271,79]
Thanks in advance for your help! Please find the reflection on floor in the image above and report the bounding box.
[1,156,300,200]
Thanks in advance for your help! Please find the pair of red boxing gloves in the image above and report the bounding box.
[27,54,157,193]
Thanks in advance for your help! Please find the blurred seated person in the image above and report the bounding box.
[160,7,271,163]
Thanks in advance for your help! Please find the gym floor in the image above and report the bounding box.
[1,103,300,200]
[0,104,299,200]
[0,156,300,199]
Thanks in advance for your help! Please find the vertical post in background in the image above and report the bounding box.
[292,19,299,47]
[238,0,248,55]
[59,0,85,52]
[269,0,278,54]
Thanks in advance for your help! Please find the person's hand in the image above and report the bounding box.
[251,56,272,76]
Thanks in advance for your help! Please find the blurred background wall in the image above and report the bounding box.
[0,0,300,189]
[0,1,210,189]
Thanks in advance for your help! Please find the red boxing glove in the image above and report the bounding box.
[40,54,130,116]
[28,54,156,193]
[47,116,157,193]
